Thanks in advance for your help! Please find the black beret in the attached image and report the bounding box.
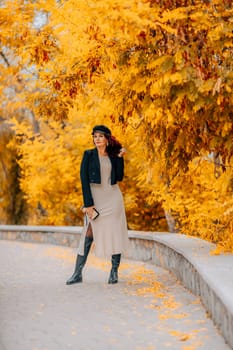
[92,125,111,136]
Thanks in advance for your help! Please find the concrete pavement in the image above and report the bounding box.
[0,240,230,350]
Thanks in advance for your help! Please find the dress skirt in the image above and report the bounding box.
[78,155,129,258]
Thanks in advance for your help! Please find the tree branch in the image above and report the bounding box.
[0,50,10,67]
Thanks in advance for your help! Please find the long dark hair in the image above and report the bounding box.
[106,135,122,157]
[92,125,122,157]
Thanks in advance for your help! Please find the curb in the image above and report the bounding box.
[0,225,232,349]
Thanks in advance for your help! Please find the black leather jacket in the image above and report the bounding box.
[80,148,124,207]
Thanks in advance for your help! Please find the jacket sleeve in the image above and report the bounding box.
[116,156,124,181]
[80,151,94,207]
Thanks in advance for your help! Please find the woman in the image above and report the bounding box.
[66,125,129,285]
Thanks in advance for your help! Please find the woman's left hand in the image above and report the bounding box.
[118,148,126,157]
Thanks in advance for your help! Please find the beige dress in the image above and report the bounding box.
[78,155,129,258]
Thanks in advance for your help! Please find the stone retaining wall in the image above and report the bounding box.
[0,225,232,349]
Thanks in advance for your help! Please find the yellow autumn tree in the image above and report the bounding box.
[0,0,44,223]
[14,119,85,225]
[2,0,233,250]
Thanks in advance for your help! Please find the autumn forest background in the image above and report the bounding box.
[0,0,232,252]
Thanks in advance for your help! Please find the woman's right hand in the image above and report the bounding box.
[83,206,95,219]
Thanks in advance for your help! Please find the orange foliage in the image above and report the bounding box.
[1,0,232,251]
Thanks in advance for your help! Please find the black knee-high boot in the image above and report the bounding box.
[66,236,93,285]
[108,254,121,284]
